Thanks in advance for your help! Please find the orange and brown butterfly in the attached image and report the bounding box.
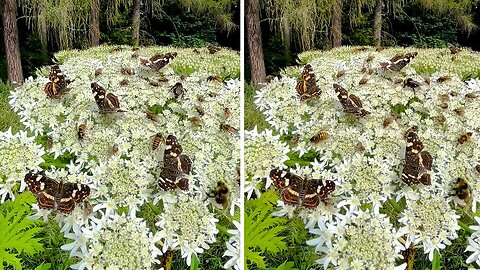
[333,83,370,117]
[270,168,335,209]
[91,82,126,114]
[24,170,90,214]
[44,65,73,99]
[296,64,321,101]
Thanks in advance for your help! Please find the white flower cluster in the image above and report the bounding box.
[308,210,405,270]
[7,45,240,268]
[249,46,480,267]
[62,213,162,270]
[155,193,219,266]
[0,128,45,202]
[244,127,289,199]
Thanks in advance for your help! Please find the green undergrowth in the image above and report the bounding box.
[245,83,268,132]
[0,81,23,133]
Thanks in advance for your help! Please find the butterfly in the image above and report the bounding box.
[270,168,335,209]
[448,43,461,54]
[43,65,73,99]
[382,52,418,72]
[91,82,126,114]
[296,64,321,101]
[207,43,221,54]
[24,170,90,214]
[401,126,433,186]
[158,135,192,191]
[333,83,370,117]
[141,52,177,71]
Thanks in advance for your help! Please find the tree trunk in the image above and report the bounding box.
[281,20,291,53]
[132,0,141,47]
[331,0,343,47]
[89,0,100,47]
[373,0,382,46]
[2,0,23,83]
[246,0,266,84]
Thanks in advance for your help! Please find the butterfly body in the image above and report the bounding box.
[25,171,90,214]
[159,135,191,191]
[382,52,417,71]
[142,52,177,71]
[91,82,126,114]
[296,64,321,100]
[402,127,433,186]
[44,65,73,99]
[270,169,335,209]
[333,83,370,117]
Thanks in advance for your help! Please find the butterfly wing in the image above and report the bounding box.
[164,135,183,158]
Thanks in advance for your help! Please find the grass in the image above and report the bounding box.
[244,83,269,132]
[0,80,23,133]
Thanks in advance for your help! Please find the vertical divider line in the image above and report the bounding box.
[239,0,245,269]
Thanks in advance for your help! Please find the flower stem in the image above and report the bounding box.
[458,220,474,235]
[432,250,440,270]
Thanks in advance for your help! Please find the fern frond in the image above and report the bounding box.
[245,189,288,269]
[0,192,44,270]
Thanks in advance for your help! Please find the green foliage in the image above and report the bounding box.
[22,219,78,270]
[152,3,218,47]
[245,189,288,269]
[170,63,197,77]
[268,261,298,270]
[0,81,23,133]
[0,192,44,270]
[393,7,458,48]
[244,84,269,132]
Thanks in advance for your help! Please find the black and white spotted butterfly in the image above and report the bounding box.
[158,135,191,191]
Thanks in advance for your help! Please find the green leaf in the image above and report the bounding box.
[269,261,298,270]
[0,192,44,269]
[34,264,52,270]
[245,190,288,269]
[432,250,441,270]
[190,254,200,270]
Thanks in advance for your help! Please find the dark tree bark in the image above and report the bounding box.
[331,0,343,47]
[373,0,382,46]
[2,0,23,83]
[132,0,141,47]
[89,0,100,47]
[246,0,266,84]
